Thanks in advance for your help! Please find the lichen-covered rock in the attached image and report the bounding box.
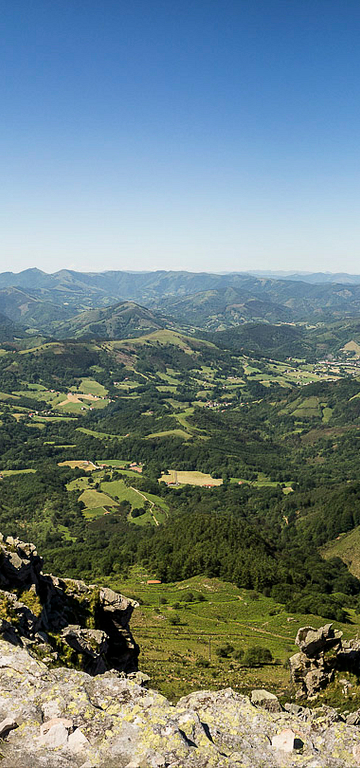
[290,624,360,698]
[0,535,139,674]
[271,728,302,752]
[0,637,359,767]
[250,688,282,712]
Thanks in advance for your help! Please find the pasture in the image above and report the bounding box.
[74,377,108,396]
[78,489,118,509]
[105,571,360,703]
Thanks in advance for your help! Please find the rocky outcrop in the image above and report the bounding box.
[0,638,359,767]
[290,623,360,698]
[0,534,138,674]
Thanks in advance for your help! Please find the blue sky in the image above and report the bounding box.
[1,0,360,274]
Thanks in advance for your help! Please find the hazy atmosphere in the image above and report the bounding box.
[2,0,360,274]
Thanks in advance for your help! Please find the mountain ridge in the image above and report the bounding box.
[3,269,360,334]
[54,299,171,339]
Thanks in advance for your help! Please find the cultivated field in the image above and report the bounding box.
[58,460,98,471]
[160,470,223,486]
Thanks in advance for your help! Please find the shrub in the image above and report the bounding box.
[233,648,244,661]
[169,613,181,625]
[196,658,210,668]
[243,645,273,667]
[131,508,146,518]
[215,643,234,658]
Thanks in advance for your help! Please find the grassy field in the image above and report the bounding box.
[66,477,92,492]
[322,526,360,578]
[280,395,323,418]
[147,429,192,441]
[229,473,293,491]
[66,470,168,526]
[100,480,147,509]
[141,491,169,514]
[160,470,223,486]
[157,372,180,386]
[0,391,19,401]
[172,407,206,435]
[74,377,108,396]
[77,427,121,439]
[0,468,36,476]
[55,396,110,413]
[127,509,157,526]
[83,507,109,520]
[114,329,214,352]
[96,459,131,467]
[33,415,76,423]
[79,489,118,509]
[104,571,360,703]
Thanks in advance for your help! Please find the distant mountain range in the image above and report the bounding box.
[248,270,360,284]
[1,267,360,336]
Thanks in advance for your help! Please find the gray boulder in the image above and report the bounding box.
[250,689,282,712]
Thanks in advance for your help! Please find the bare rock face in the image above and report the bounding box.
[0,535,43,590]
[295,624,343,656]
[0,534,139,675]
[290,623,360,698]
[0,638,359,767]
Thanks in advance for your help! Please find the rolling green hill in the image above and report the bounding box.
[206,318,360,361]
[54,300,171,339]
[0,311,28,341]
[322,528,360,578]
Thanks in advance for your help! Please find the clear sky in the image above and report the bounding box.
[1,0,360,274]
